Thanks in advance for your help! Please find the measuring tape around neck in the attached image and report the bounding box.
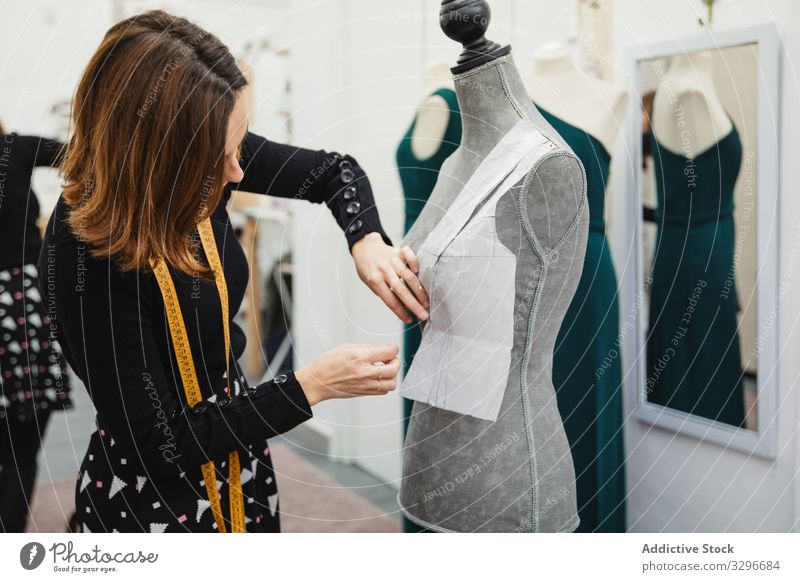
[149,216,245,533]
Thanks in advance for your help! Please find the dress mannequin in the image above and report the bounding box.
[524,44,628,532]
[396,63,461,533]
[410,61,456,160]
[651,51,732,158]
[397,76,461,382]
[398,0,588,532]
[524,43,627,157]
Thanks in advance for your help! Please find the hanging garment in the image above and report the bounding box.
[0,264,73,421]
[401,121,559,421]
[537,106,626,533]
[397,89,463,238]
[646,119,746,427]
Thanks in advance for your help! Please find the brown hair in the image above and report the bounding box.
[60,10,247,276]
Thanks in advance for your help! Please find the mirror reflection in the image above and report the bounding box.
[638,44,759,430]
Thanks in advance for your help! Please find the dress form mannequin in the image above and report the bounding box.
[524,43,628,156]
[398,0,588,532]
[651,51,732,158]
[524,43,628,532]
[410,62,456,160]
[397,62,461,533]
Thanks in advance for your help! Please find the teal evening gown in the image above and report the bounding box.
[646,120,746,428]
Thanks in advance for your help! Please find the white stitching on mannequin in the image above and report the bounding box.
[514,150,588,532]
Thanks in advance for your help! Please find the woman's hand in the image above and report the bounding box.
[351,232,430,324]
[295,343,401,406]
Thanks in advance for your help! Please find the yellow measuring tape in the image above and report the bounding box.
[149,217,245,533]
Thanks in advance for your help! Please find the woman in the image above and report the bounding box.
[0,119,74,531]
[39,10,428,533]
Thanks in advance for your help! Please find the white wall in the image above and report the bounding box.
[0,1,116,210]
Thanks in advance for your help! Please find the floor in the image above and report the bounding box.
[36,374,401,523]
[273,429,402,520]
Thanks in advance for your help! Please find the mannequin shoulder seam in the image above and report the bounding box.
[521,149,588,200]
[516,149,589,256]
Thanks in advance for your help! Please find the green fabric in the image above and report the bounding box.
[538,105,627,533]
[646,122,745,428]
[396,88,460,533]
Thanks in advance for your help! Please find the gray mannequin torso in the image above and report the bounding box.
[398,53,589,532]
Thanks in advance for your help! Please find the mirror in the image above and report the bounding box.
[628,25,781,457]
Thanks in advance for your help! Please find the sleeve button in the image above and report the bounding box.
[340,168,355,183]
[338,159,352,170]
[346,201,361,215]
[343,186,357,200]
[273,373,289,385]
[348,219,364,234]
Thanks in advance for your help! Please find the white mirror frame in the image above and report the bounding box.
[625,23,782,459]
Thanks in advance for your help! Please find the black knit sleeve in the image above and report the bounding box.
[13,134,64,168]
[43,238,313,478]
[231,131,393,250]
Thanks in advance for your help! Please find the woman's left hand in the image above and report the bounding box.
[351,232,429,324]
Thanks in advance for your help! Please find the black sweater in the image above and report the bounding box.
[0,133,63,271]
[38,131,391,479]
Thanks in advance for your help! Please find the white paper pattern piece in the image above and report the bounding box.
[401,121,557,422]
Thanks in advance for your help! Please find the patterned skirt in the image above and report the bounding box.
[0,264,73,422]
[75,376,282,533]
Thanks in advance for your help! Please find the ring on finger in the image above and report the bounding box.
[373,361,386,380]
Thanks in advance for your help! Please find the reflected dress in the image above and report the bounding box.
[646,121,746,427]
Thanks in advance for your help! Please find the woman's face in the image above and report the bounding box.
[223,93,248,186]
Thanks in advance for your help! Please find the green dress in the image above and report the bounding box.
[395,88,461,533]
[646,122,745,427]
[537,106,627,532]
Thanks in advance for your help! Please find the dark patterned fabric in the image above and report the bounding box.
[0,264,73,422]
[76,376,281,533]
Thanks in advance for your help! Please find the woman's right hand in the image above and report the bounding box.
[294,343,401,406]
